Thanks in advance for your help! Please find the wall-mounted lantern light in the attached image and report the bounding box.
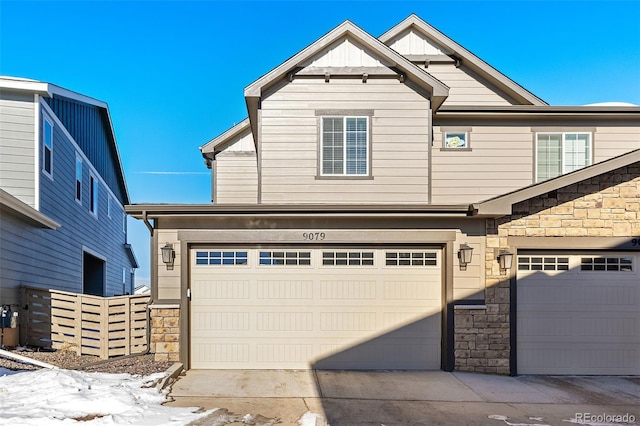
[458,244,474,271]
[161,243,175,270]
[498,250,514,271]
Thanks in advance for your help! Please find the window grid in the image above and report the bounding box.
[386,252,437,266]
[536,132,591,182]
[321,116,368,176]
[518,256,569,271]
[196,251,248,266]
[260,251,311,266]
[322,251,374,266]
[581,257,633,272]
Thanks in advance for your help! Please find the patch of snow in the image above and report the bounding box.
[583,102,638,107]
[0,368,214,425]
[488,414,551,426]
[298,411,328,426]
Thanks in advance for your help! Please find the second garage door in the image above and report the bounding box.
[517,252,640,375]
[190,247,442,370]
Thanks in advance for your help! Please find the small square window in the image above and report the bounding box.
[444,132,469,149]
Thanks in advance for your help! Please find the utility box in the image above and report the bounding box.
[1,326,19,347]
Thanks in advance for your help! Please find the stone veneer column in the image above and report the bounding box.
[149,306,180,362]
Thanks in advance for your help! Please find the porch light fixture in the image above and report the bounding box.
[458,244,473,271]
[498,250,514,271]
[161,243,175,270]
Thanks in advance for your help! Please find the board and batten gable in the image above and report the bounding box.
[0,89,36,208]
[384,29,514,106]
[213,129,258,204]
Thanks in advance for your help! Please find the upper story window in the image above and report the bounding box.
[536,132,591,182]
[107,195,112,218]
[90,175,98,216]
[444,132,469,149]
[75,155,82,203]
[321,116,369,176]
[42,117,53,178]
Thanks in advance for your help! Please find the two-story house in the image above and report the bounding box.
[127,15,640,375]
[0,77,138,314]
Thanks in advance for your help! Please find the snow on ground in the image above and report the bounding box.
[0,367,214,425]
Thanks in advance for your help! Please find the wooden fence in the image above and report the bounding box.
[21,287,150,359]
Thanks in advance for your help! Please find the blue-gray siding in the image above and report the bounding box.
[44,95,128,205]
[0,90,36,207]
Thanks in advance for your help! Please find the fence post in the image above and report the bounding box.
[100,298,108,359]
[74,293,82,356]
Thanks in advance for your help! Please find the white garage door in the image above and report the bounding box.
[190,247,442,370]
[517,253,640,375]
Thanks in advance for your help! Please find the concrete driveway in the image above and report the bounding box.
[166,370,640,425]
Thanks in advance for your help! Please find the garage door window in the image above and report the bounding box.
[517,256,569,271]
[385,252,437,266]
[259,251,311,266]
[195,251,248,265]
[581,257,633,272]
[322,251,374,266]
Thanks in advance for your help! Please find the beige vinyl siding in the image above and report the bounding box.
[426,64,513,106]
[260,78,430,204]
[0,91,36,207]
[594,126,640,162]
[156,230,181,300]
[387,29,445,55]
[215,152,258,203]
[432,126,534,204]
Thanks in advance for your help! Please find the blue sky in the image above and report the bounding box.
[2,1,639,284]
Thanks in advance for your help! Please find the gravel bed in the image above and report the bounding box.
[0,346,173,376]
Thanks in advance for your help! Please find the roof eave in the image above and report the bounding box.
[0,189,61,229]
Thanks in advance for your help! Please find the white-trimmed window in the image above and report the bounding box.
[75,155,82,203]
[385,251,437,266]
[259,251,311,266]
[322,251,374,266]
[195,250,248,265]
[107,195,112,218]
[518,256,569,271]
[581,257,633,272]
[536,132,591,182]
[321,116,368,176]
[122,211,126,233]
[90,175,99,216]
[42,116,53,178]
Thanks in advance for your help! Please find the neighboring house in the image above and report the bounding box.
[127,15,640,374]
[0,77,137,313]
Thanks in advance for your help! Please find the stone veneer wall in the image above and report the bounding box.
[150,307,180,362]
[455,163,640,374]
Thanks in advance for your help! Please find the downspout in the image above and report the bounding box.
[140,210,154,354]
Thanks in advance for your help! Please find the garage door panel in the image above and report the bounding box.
[517,253,640,375]
[190,247,442,370]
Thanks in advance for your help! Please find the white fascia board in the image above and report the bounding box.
[200,118,251,153]
[379,14,547,106]
[0,77,51,96]
[244,20,449,100]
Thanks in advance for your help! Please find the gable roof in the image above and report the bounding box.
[0,76,130,204]
[379,15,547,106]
[474,149,640,216]
[243,20,450,140]
[0,188,60,229]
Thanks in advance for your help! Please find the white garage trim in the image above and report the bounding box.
[516,252,640,375]
[189,246,443,370]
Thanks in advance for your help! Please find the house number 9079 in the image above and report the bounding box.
[303,232,325,241]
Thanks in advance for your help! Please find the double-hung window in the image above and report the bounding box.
[536,132,591,182]
[321,116,369,176]
[42,117,53,178]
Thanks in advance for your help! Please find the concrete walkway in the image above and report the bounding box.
[166,370,640,425]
